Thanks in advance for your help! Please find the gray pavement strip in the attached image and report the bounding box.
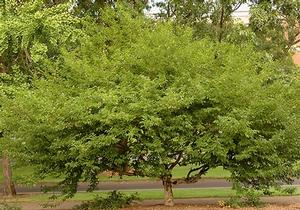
[1,179,300,193]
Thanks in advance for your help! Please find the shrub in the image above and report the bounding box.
[73,191,140,210]
[0,202,21,210]
[225,183,263,208]
[281,187,296,195]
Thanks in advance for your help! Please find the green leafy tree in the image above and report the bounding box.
[249,0,300,59]
[156,0,300,61]
[0,0,81,77]
[0,0,81,196]
[0,0,150,196]
[2,15,300,207]
[156,0,247,42]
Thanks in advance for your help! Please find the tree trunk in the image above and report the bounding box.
[218,4,225,43]
[162,176,174,206]
[2,153,16,196]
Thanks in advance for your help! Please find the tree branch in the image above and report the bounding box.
[218,4,225,43]
[232,2,242,13]
[172,164,210,185]
[293,38,300,46]
[168,151,183,170]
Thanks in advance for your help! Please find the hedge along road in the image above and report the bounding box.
[2,179,300,194]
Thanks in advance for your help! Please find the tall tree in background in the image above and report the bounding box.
[156,0,247,42]
[0,0,148,75]
[0,0,80,196]
[249,0,300,59]
[0,0,148,196]
[156,0,300,60]
[0,0,80,77]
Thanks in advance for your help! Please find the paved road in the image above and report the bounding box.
[0,179,231,193]
[2,179,300,193]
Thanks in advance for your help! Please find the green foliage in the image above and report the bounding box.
[156,0,300,60]
[157,0,246,23]
[156,0,248,42]
[67,0,148,18]
[0,0,81,79]
[0,202,21,210]
[249,0,300,59]
[281,186,296,195]
[226,182,297,207]
[225,183,263,208]
[2,14,300,199]
[1,2,300,203]
[73,191,140,210]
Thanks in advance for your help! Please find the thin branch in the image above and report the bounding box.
[172,164,210,185]
[24,48,32,64]
[232,2,242,13]
[187,166,203,179]
[168,151,183,170]
[293,38,300,46]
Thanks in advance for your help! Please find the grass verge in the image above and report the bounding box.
[0,166,231,184]
[1,188,234,202]
[2,187,300,203]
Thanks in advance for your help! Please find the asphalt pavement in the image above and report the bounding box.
[2,179,300,193]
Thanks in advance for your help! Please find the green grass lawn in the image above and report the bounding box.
[98,166,230,182]
[6,187,235,202]
[0,165,230,184]
[4,187,300,202]
[0,166,63,184]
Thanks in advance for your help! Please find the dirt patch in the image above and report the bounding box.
[6,201,300,210]
[4,196,300,210]
[123,204,300,210]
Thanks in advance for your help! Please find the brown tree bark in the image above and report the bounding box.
[218,4,225,43]
[2,152,16,196]
[162,176,174,206]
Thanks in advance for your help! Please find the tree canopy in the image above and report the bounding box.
[156,0,300,60]
[2,15,300,205]
[1,0,300,207]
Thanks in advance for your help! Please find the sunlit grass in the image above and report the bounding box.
[2,187,300,203]
[0,187,235,202]
[0,165,230,184]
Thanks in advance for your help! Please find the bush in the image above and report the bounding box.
[224,183,263,208]
[242,188,262,207]
[0,202,21,210]
[73,191,140,210]
[281,187,296,195]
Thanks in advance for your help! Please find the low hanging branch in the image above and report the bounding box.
[168,151,183,170]
[173,164,210,185]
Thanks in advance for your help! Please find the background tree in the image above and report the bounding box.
[0,0,81,196]
[249,0,300,59]
[0,2,151,197]
[0,0,81,77]
[156,0,300,61]
[0,0,151,196]
[155,0,247,42]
